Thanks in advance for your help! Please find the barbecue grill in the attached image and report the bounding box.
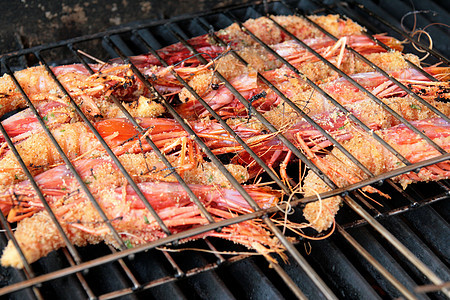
[0,0,449,299]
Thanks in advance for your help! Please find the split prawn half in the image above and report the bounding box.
[233,88,450,181]
[177,34,407,119]
[276,66,450,118]
[300,118,450,232]
[0,94,167,145]
[0,59,213,119]
[0,116,266,185]
[114,14,366,68]
[0,101,78,143]
[0,158,281,268]
[0,153,249,223]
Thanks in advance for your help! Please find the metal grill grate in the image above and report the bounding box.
[0,0,449,299]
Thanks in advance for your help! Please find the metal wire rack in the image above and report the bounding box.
[0,0,449,299]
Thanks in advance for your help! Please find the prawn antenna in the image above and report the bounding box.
[77,49,107,65]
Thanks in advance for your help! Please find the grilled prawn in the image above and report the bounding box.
[177,38,413,119]
[265,67,450,123]
[0,61,212,119]
[0,153,249,222]
[300,118,450,232]
[0,158,280,268]
[0,116,264,185]
[120,14,366,68]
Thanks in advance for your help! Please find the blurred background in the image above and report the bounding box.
[0,0,254,54]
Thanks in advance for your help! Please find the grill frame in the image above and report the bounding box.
[0,0,449,299]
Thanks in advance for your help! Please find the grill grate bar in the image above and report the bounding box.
[60,248,95,300]
[107,245,141,291]
[301,236,382,298]
[346,0,450,65]
[263,218,338,299]
[161,250,185,278]
[346,226,430,300]
[401,197,450,262]
[269,259,308,300]
[341,190,449,230]
[203,238,226,264]
[97,239,263,299]
[337,224,417,300]
[415,282,450,294]
[343,194,450,298]
[378,214,450,281]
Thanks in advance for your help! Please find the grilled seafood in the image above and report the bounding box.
[177,35,409,119]
[0,11,449,271]
[119,14,365,68]
[0,116,264,185]
[301,118,450,232]
[265,67,450,125]
[0,157,280,268]
[233,93,450,179]
[0,154,249,222]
